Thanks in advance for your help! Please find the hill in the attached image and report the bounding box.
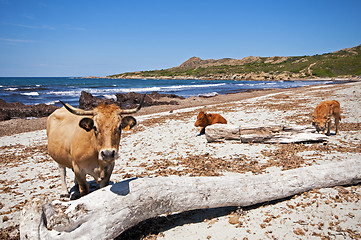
[108,45,361,80]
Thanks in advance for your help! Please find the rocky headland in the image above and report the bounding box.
[108,44,361,81]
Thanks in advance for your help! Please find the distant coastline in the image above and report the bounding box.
[99,75,360,81]
[106,44,361,81]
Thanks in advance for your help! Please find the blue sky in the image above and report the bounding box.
[0,0,360,77]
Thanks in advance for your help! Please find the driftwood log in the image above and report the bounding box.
[205,124,328,143]
[20,159,361,240]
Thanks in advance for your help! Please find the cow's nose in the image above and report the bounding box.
[100,150,116,160]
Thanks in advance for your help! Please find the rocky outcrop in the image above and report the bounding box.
[79,91,184,110]
[0,99,58,121]
[115,92,181,108]
[0,91,185,121]
[79,91,117,110]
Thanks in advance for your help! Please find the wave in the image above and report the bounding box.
[21,92,39,96]
[198,92,219,97]
[45,83,227,96]
[45,100,59,105]
[5,87,18,91]
[103,94,117,100]
[5,86,47,91]
[116,83,227,93]
[46,90,80,96]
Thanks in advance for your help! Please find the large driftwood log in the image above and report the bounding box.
[205,124,328,143]
[20,159,361,240]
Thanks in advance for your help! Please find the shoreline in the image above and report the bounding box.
[93,75,360,81]
[0,83,341,137]
[0,80,355,137]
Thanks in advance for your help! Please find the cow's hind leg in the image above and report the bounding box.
[335,114,341,135]
[58,165,70,198]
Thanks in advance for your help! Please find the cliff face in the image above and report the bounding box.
[109,44,361,80]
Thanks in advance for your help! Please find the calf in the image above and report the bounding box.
[312,100,341,135]
[195,111,227,136]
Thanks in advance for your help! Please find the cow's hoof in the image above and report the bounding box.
[70,191,81,200]
[60,193,70,198]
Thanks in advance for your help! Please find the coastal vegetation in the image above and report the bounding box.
[108,44,361,80]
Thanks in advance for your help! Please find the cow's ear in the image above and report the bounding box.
[79,118,94,132]
[121,116,137,131]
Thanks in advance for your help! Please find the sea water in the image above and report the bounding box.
[0,77,339,107]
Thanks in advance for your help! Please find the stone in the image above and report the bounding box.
[0,98,58,121]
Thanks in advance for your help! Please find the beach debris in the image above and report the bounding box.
[205,124,328,143]
[20,159,361,239]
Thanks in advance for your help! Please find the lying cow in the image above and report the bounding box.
[312,100,341,136]
[195,111,227,136]
[47,95,145,197]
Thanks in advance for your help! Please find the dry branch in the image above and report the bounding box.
[205,124,328,143]
[20,159,361,240]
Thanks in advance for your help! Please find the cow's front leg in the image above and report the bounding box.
[197,127,206,136]
[99,162,115,188]
[73,164,89,196]
[58,164,70,198]
[326,121,331,136]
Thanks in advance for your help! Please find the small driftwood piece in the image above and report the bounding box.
[20,159,361,240]
[205,124,328,143]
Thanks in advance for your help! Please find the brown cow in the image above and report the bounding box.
[195,111,227,136]
[47,95,145,197]
[312,100,341,136]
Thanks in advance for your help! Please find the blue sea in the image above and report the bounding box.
[0,77,340,107]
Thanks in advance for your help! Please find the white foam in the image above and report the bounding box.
[103,94,117,100]
[45,100,59,105]
[198,92,218,97]
[21,92,39,96]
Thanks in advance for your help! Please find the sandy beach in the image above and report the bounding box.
[1,81,360,239]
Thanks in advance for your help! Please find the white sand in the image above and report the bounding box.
[1,82,360,239]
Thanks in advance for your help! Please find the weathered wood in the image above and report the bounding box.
[204,124,241,142]
[205,124,328,143]
[20,159,361,240]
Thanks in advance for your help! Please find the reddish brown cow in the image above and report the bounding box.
[312,100,341,136]
[195,111,227,136]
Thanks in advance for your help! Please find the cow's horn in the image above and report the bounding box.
[119,94,146,114]
[59,101,95,116]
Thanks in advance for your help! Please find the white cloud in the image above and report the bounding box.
[0,38,34,43]
[12,23,55,30]
[1,22,55,30]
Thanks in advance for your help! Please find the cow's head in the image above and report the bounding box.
[312,114,330,133]
[60,94,145,164]
[195,111,209,127]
